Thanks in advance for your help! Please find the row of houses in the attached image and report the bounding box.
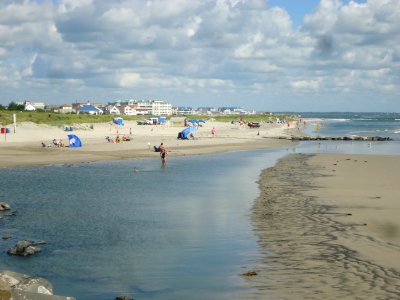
[176,106,257,115]
[19,101,257,116]
[21,100,173,116]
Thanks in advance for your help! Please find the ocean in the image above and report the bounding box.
[300,112,400,141]
[0,113,399,299]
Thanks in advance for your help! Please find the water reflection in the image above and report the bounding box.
[0,150,284,299]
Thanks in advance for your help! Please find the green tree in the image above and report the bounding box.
[8,101,25,111]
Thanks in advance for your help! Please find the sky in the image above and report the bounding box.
[0,0,398,112]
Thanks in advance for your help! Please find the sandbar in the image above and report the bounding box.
[248,153,400,299]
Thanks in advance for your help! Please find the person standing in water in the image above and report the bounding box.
[159,143,168,166]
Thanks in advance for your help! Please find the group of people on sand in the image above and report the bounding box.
[42,139,65,148]
[106,134,131,143]
[53,139,65,147]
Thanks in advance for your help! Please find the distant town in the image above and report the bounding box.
[5,100,263,116]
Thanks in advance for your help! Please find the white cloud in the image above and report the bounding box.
[118,72,142,87]
[0,47,6,57]
[290,80,321,90]
[0,0,398,111]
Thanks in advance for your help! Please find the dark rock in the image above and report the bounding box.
[7,240,42,257]
[242,271,257,276]
[116,295,133,300]
[0,202,11,211]
[24,246,41,256]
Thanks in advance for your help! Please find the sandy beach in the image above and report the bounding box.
[249,153,400,299]
[0,120,295,168]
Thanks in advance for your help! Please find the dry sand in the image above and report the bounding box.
[248,153,400,299]
[0,121,295,168]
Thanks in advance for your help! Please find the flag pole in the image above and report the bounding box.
[13,113,16,133]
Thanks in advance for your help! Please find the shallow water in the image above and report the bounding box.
[0,149,287,299]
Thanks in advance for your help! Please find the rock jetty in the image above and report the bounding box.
[0,270,75,300]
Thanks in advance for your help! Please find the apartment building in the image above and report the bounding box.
[151,100,172,116]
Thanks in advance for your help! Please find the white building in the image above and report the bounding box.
[24,102,36,111]
[33,102,45,110]
[121,105,138,116]
[106,99,172,115]
[106,105,122,115]
[58,104,74,114]
[136,101,152,114]
[176,107,195,115]
[77,103,103,115]
[152,100,172,116]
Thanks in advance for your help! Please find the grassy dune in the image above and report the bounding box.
[0,110,295,127]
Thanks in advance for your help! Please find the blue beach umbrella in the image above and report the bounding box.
[68,134,82,148]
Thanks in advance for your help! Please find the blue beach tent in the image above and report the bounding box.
[187,119,205,126]
[177,126,198,139]
[68,134,82,148]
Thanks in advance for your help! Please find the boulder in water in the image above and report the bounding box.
[7,240,42,257]
[116,295,134,300]
[0,202,11,211]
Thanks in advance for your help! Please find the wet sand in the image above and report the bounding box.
[248,153,400,299]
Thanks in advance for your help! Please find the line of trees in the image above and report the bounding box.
[0,102,25,111]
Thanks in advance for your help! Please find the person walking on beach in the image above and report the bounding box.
[211,127,217,137]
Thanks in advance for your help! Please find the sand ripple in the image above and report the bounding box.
[248,154,400,299]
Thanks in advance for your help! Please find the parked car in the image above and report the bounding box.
[248,122,261,128]
[137,120,152,125]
